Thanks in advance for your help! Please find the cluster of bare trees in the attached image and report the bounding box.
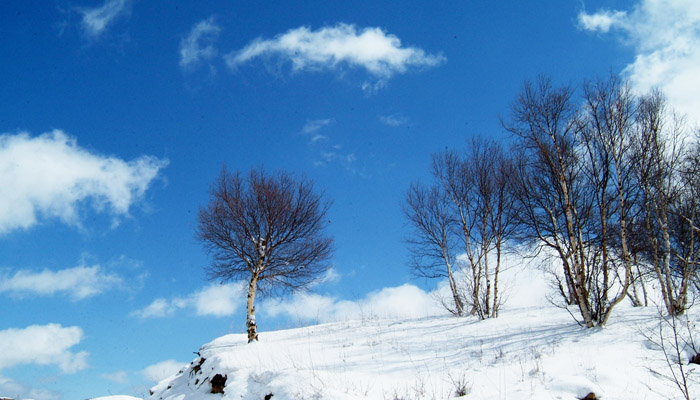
[406,75,700,327]
[194,75,698,341]
[632,91,700,317]
[404,139,514,319]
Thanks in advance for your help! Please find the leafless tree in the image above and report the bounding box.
[405,140,515,319]
[682,132,700,303]
[505,76,600,326]
[196,167,333,342]
[431,150,481,316]
[467,138,516,318]
[404,183,464,316]
[507,75,700,325]
[633,91,698,316]
[577,75,638,325]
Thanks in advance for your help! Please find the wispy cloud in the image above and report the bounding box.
[321,151,356,165]
[578,10,627,33]
[300,119,332,145]
[0,324,88,373]
[180,17,221,71]
[78,0,131,38]
[131,282,245,319]
[302,118,334,135]
[298,119,361,173]
[314,150,360,174]
[319,267,341,285]
[578,0,700,124]
[226,23,445,91]
[0,130,167,234]
[379,113,409,127]
[0,264,122,300]
[142,359,187,383]
[310,134,328,143]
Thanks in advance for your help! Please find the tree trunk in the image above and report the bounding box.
[638,262,649,307]
[661,210,678,316]
[445,260,464,316]
[470,260,481,317]
[492,237,501,318]
[600,178,634,326]
[246,275,259,343]
[463,226,481,317]
[561,178,595,327]
[484,251,491,318]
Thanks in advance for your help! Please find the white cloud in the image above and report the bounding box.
[226,23,445,88]
[261,249,551,324]
[194,281,245,316]
[101,370,129,384]
[131,282,244,319]
[0,374,58,400]
[379,113,409,127]
[180,17,221,70]
[364,284,442,318]
[263,283,445,323]
[142,359,187,383]
[0,324,88,373]
[577,10,627,33]
[0,264,122,300]
[131,297,179,318]
[78,0,131,38]
[0,130,167,234]
[264,292,343,322]
[578,0,700,125]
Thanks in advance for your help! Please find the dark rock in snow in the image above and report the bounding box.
[690,353,700,365]
[211,373,227,394]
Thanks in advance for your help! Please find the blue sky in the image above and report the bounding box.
[1,1,699,399]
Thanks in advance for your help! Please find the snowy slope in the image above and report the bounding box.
[146,303,698,400]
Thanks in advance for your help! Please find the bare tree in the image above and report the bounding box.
[577,75,638,325]
[405,139,515,319]
[465,138,515,318]
[681,132,700,304]
[505,76,633,327]
[196,167,333,342]
[484,140,517,318]
[431,150,484,316]
[505,76,599,326]
[404,183,464,316]
[507,75,699,325]
[634,91,698,316]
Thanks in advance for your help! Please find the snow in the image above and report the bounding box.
[92,261,698,400]
[90,396,143,400]
[143,302,698,400]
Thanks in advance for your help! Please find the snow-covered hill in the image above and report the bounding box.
[139,303,697,400]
